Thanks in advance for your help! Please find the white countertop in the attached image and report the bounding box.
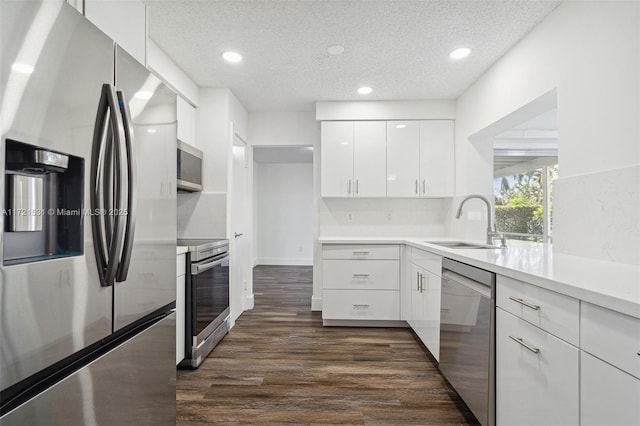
[319,236,640,319]
[176,246,188,255]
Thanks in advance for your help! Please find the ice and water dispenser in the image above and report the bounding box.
[4,140,84,264]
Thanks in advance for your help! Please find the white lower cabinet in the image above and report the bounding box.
[580,351,640,426]
[322,244,400,324]
[408,262,441,360]
[496,308,579,426]
[580,302,640,425]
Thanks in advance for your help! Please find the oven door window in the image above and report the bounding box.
[192,255,229,337]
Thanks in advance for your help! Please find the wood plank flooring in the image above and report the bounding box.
[177,265,478,425]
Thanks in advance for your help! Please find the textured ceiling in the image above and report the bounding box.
[144,0,560,112]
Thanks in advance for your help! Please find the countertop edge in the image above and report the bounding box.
[318,237,640,319]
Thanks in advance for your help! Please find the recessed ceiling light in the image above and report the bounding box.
[357,86,372,95]
[12,63,34,74]
[221,51,243,63]
[396,124,406,129]
[327,44,345,55]
[449,47,471,60]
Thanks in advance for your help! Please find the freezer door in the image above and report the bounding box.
[0,313,176,426]
[113,47,177,331]
[0,2,113,390]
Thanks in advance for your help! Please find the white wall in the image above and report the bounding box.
[454,1,640,264]
[249,111,318,146]
[255,163,313,265]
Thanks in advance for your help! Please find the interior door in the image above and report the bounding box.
[0,2,113,391]
[231,132,249,322]
[113,47,177,331]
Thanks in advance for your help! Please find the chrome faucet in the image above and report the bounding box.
[455,194,507,247]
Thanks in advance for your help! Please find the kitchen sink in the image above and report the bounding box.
[423,240,501,249]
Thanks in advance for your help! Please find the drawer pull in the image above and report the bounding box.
[352,274,370,279]
[509,296,540,311]
[509,335,540,354]
[352,251,370,255]
[353,304,370,309]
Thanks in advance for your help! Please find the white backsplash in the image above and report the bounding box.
[177,192,227,239]
[319,197,449,237]
[553,165,640,265]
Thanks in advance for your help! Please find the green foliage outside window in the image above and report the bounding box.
[494,165,557,242]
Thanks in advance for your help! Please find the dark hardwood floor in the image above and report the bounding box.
[177,265,478,425]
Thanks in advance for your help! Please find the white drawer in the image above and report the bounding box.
[176,253,186,277]
[497,275,579,345]
[496,308,579,426]
[323,259,399,290]
[581,302,640,379]
[322,290,399,320]
[409,247,442,276]
[322,244,399,260]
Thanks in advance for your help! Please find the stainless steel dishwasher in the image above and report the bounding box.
[439,258,495,426]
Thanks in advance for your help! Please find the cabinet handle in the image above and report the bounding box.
[509,335,540,354]
[352,251,370,255]
[421,274,427,293]
[356,179,359,195]
[509,296,540,311]
[416,272,420,291]
[415,179,418,195]
[348,180,352,195]
[352,274,370,279]
[353,304,370,309]
[422,179,426,195]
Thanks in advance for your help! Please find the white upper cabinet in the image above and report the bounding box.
[419,120,454,197]
[321,121,386,197]
[322,119,454,198]
[387,121,420,197]
[353,121,386,197]
[177,96,196,146]
[321,121,354,197]
[84,0,147,65]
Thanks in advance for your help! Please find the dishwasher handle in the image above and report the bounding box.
[442,270,492,298]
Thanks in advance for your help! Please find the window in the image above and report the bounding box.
[493,164,557,243]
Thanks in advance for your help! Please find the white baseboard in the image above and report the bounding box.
[256,258,313,266]
[311,295,322,311]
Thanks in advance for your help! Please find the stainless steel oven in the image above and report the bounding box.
[439,258,496,426]
[178,239,230,369]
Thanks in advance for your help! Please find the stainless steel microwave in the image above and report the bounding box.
[177,141,203,192]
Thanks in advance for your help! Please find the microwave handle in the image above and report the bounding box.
[192,254,230,275]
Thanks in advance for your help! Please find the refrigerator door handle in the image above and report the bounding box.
[91,84,127,287]
[115,91,137,283]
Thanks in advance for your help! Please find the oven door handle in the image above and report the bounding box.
[192,254,230,275]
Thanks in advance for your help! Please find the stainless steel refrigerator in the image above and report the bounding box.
[0,2,177,424]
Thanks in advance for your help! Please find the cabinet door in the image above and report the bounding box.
[419,120,454,197]
[496,308,579,426]
[408,263,425,333]
[84,0,147,65]
[581,351,640,426]
[422,271,441,361]
[321,121,354,197]
[353,121,386,197]
[387,121,420,197]
[177,97,196,146]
